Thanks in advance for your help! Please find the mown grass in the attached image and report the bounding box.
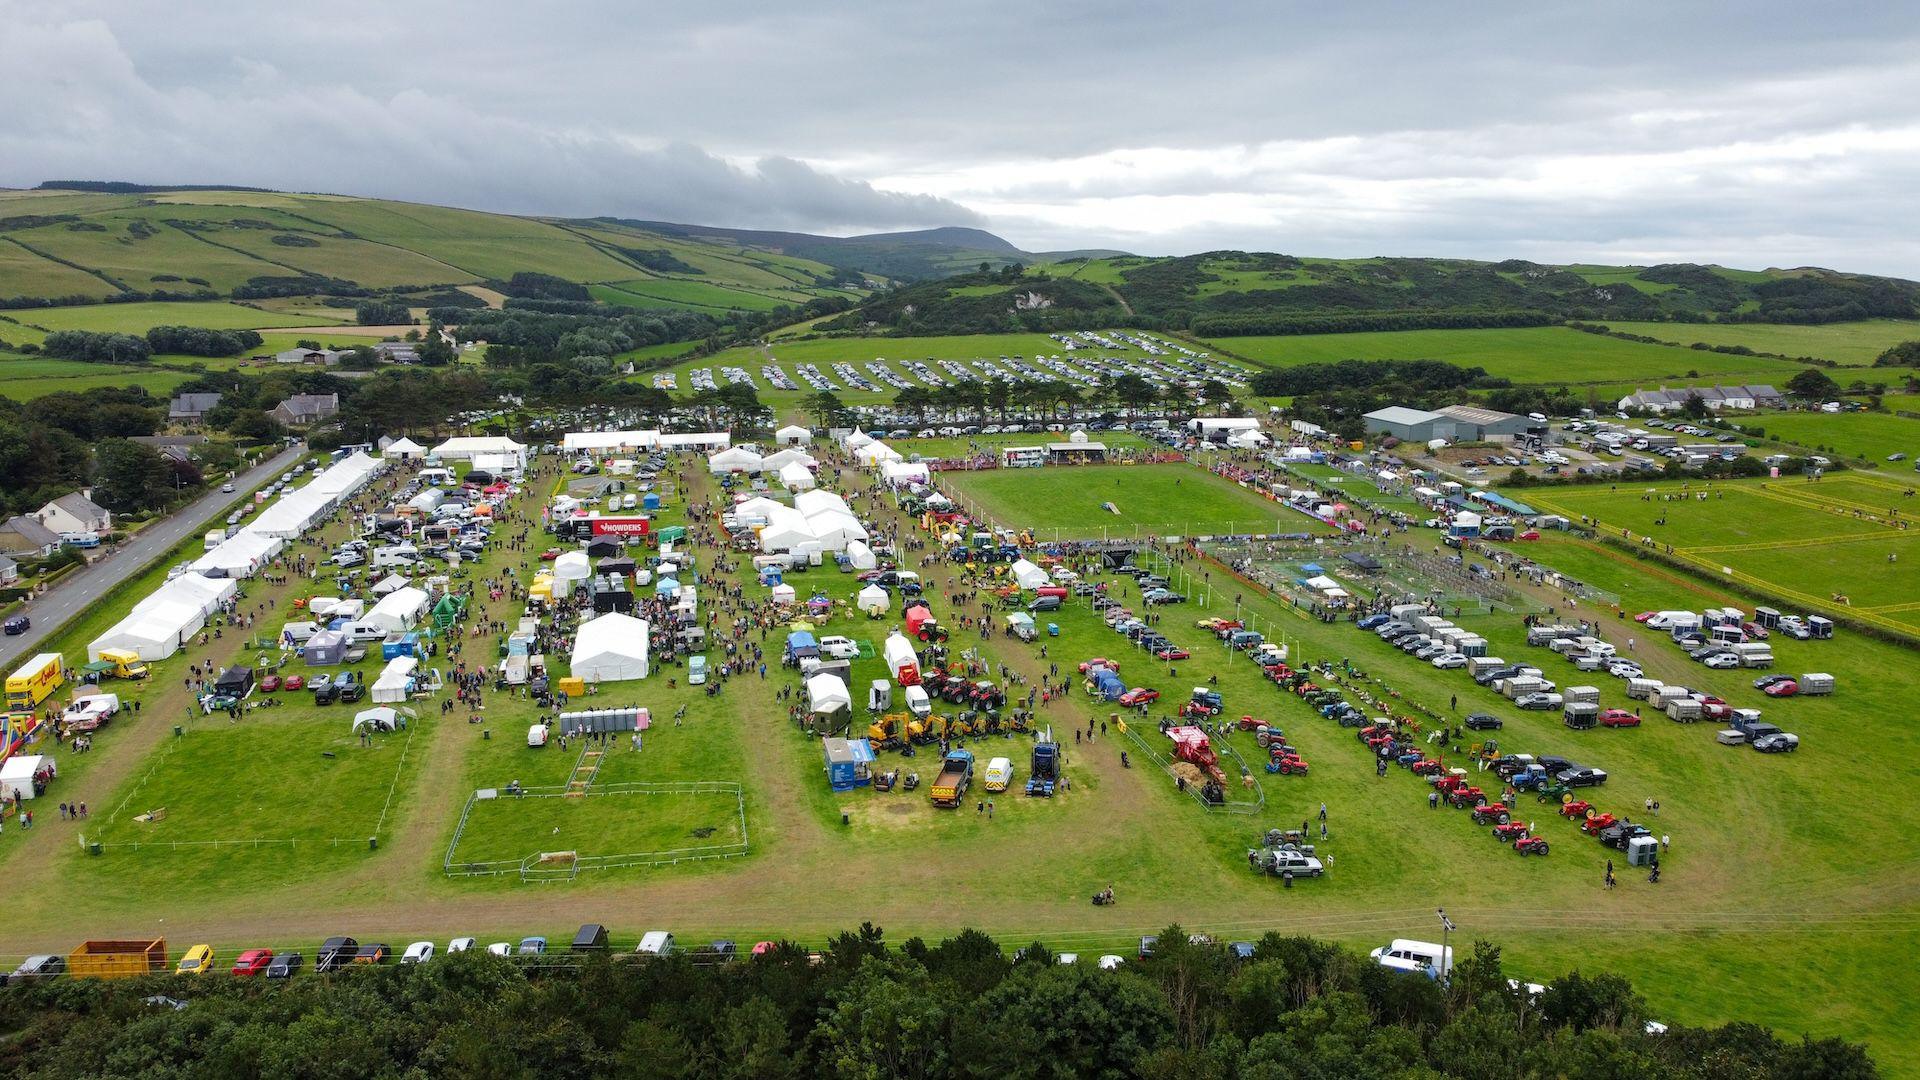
[943,463,1319,539]
[1207,327,1808,386]
[17,300,345,334]
[1600,319,1920,366]
[1737,410,1920,463]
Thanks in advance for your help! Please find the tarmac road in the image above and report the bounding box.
[0,442,306,673]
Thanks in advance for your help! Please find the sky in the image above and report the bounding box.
[4,1,1920,274]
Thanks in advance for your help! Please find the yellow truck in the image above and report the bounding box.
[4,653,64,712]
[94,648,149,680]
[68,939,167,979]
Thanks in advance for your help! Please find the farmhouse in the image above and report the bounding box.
[35,491,111,536]
[372,342,420,364]
[271,393,340,427]
[0,554,16,586]
[168,392,222,424]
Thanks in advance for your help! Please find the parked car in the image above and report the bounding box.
[175,945,215,976]
[402,941,435,964]
[265,952,303,979]
[1118,688,1160,707]
[1463,713,1503,731]
[1753,732,1800,752]
[1556,766,1609,787]
[231,949,273,976]
[1598,709,1641,728]
[1431,653,1468,669]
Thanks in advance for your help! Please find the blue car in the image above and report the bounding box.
[1357,613,1391,630]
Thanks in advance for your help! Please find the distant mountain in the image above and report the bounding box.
[594,219,1114,282]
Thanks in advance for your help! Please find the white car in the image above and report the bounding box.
[332,551,365,568]
[402,941,435,964]
[1430,653,1468,670]
[447,937,476,953]
[818,636,860,660]
[1607,661,1643,678]
[1097,955,1125,970]
[486,942,512,956]
[1701,653,1741,669]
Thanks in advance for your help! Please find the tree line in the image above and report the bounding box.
[0,925,1873,1079]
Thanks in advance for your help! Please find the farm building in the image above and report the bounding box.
[1363,407,1451,443]
[1433,404,1533,442]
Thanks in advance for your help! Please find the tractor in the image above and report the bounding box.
[1512,835,1550,856]
[1268,748,1309,775]
[1446,784,1490,809]
[1395,749,1426,768]
[1409,757,1444,776]
[1535,781,1573,803]
[1430,774,1468,797]
[1508,764,1553,792]
[1580,813,1618,836]
[1470,803,1513,825]
[1492,822,1531,843]
[1558,800,1593,819]
[1237,714,1265,731]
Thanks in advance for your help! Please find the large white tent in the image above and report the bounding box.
[842,431,874,450]
[190,531,283,578]
[854,441,902,465]
[570,612,651,682]
[88,599,205,662]
[1009,559,1049,590]
[250,489,330,539]
[366,586,429,633]
[758,505,817,552]
[803,510,868,551]
[760,448,817,471]
[857,583,890,615]
[708,446,765,475]
[385,437,426,459]
[137,573,237,617]
[775,424,812,446]
[430,436,527,468]
[730,495,784,523]
[563,430,661,452]
[551,552,592,598]
[372,656,419,703]
[778,461,816,490]
[793,490,851,518]
[806,672,851,714]
[880,460,930,485]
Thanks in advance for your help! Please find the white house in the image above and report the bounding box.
[35,492,111,536]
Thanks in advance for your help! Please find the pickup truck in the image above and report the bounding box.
[929,750,975,808]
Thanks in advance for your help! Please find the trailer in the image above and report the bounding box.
[929,750,974,807]
[1625,677,1660,701]
[68,939,167,979]
[1563,685,1601,706]
[1466,656,1507,678]
[1562,702,1600,730]
[1799,672,1835,696]
[1649,685,1694,709]
[1733,642,1774,668]
[1665,697,1703,723]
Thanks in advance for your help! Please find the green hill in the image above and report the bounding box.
[0,187,878,315]
[834,252,1920,336]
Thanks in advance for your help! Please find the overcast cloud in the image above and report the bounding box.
[3,1,1919,273]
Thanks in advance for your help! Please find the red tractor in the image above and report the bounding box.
[1492,822,1531,843]
[1168,726,1227,784]
[1430,775,1467,798]
[1470,803,1514,825]
[1359,723,1394,744]
[1269,748,1309,775]
[1409,757,1444,776]
[1559,800,1593,819]
[1447,785,1490,809]
[1581,813,1619,836]
[1513,835,1550,856]
[1237,714,1265,731]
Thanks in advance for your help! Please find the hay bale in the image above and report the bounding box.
[1171,762,1206,787]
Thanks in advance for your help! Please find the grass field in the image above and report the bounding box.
[6,455,1920,1072]
[1280,462,1427,514]
[1600,319,1920,366]
[0,361,193,401]
[1737,410,1920,463]
[1525,474,1920,631]
[887,430,1154,460]
[943,463,1323,538]
[12,300,347,334]
[1207,326,1809,386]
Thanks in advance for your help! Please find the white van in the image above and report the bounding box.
[819,636,860,660]
[636,931,675,956]
[903,684,932,718]
[1370,939,1452,979]
[343,621,388,643]
[282,621,320,645]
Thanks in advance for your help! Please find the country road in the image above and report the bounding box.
[0,443,305,673]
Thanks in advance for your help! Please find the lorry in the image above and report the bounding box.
[1026,736,1061,797]
[5,653,64,712]
[68,939,167,979]
[929,750,975,808]
[94,648,149,680]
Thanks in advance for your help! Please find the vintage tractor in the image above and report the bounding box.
[1492,822,1531,843]
[1167,726,1228,785]
[1558,799,1593,819]
[1268,748,1309,775]
[1513,835,1550,856]
[1580,813,1619,836]
[1409,756,1444,776]
[1535,781,1573,803]
[1446,784,1490,809]
[1470,803,1514,825]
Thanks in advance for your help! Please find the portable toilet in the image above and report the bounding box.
[1626,834,1660,867]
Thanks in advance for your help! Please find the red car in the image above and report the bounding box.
[259,674,281,692]
[539,548,562,561]
[1634,611,1657,623]
[1077,658,1118,674]
[231,949,274,976]
[283,673,305,691]
[1598,709,1640,728]
[1153,646,1190,661]
[1118,688,1160,707]
[1762,680,1800,697]
[1742,622,1770,640]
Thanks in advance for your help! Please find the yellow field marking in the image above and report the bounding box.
[1690,531,1894,554]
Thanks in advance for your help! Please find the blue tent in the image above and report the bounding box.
[655,576,681,596]
[786,630,819,659]
[1090,668,1125,700]
[642,492,662,510]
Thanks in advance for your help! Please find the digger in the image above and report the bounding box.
[867,713,911,751]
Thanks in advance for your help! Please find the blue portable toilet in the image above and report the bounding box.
[382,632,420,660]
[824,737,876,790]
[759,566,783,586]
[642,492,662,511]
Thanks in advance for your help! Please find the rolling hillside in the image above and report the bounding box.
[0,187,875,315]
[833,253,1920,336]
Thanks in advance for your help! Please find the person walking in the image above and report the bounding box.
[1318,802,1327,822]
[1604,859,1616,889]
